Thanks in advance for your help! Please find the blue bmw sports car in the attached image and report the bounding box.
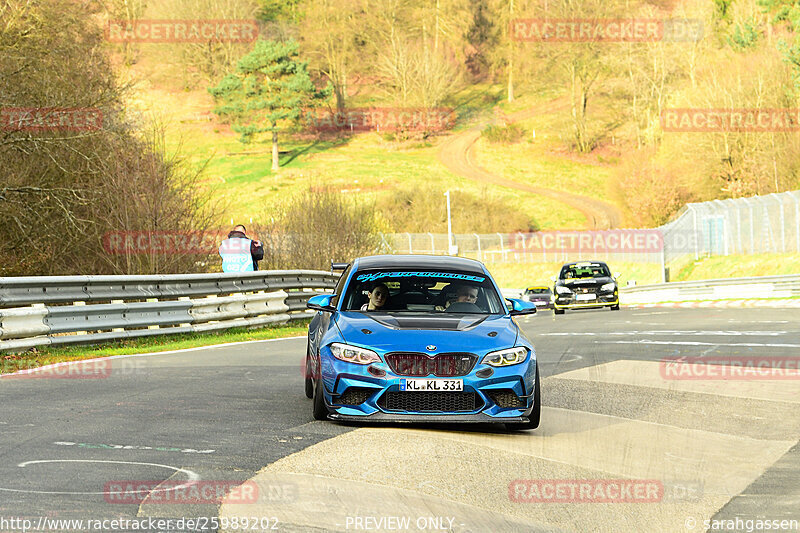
[304,255,540,430]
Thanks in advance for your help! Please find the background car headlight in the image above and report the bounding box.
[330,343,380,365]
[555,285,572,295]
[600,282,616,292]
[482,347,528,367]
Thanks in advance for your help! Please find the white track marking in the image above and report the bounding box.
[598,340,800,347]
[540,331,790,336]
[0,460,198,495]
[0,336,305,378]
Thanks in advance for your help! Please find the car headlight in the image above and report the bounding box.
[482,347,528,367]
[600,282,616,292]
[555,285,572,295]
[329,343,380,365]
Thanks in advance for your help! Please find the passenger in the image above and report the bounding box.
[361,283,390,311]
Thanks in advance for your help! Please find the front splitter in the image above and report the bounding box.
[328,412,530,424]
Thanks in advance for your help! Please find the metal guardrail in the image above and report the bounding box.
[0,271,338,352]
[620,274,800,304]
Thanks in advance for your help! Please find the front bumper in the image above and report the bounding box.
[554,291,618,310]
[318,347,537,422]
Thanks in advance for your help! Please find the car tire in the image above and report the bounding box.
[506,366,541,431]
[312,374,329,421]
[554,308,565,315]
[304,344,314,399]
[610,303,620,310]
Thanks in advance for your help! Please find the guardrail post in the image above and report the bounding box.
[406,232,412,254]
[474,233,481,262]
[428,232,435,254]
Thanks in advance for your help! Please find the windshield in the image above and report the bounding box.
[560,263,611,279]
[343,269,505,314]
[526,288,550,294]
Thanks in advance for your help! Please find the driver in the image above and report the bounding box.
[453,285,478,304]
[437,284,479,310]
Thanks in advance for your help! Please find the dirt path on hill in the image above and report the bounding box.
[438,102,623,229]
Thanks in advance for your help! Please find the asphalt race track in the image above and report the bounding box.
[1,307,798,533]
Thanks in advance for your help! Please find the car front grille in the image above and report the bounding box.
[379,391,480,412]
[385,352,477,377]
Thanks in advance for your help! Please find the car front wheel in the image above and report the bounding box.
[506,366,541,431]
[304,343,314,399]
[312,374,329,420]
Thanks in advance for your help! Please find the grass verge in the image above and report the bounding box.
[0,319,310,375]
[671,253,800,281]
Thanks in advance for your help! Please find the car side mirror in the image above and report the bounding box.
[614,272,621,279]
[506,298,537,316]
[551,275,557,282]
[307,294,336,312]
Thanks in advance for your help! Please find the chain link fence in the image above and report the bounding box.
[380,189,800,280]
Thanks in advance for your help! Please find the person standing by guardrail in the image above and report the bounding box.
[219,225,264,272]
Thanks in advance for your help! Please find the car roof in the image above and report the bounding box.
[354,254,487,274]
[561,260,609,267]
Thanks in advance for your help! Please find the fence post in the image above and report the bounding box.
[776,194,786,253]
[496,232,506,261]
[474,233,482,262]
[735,199,743,254]
[406,233,412,254]
[743,198,756,254]
[714,200,729,256]
[691,206,699,260]
[428,232,435,254]
[793,191,800,253]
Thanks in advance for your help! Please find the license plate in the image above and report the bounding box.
[400,379,463,391]
[576,293,596,301]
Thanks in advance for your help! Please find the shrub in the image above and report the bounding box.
[617,150,694,227]
[376,186,536,233]
[257,188,385,269]
[481,123,527,144]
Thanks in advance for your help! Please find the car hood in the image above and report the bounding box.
[557,276,614,288]
[334,311,520,353]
